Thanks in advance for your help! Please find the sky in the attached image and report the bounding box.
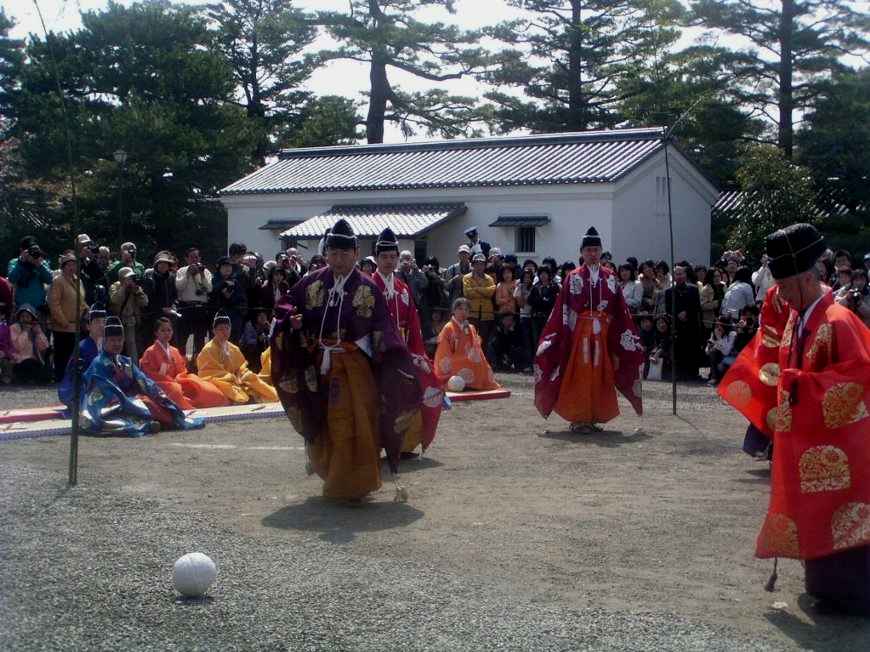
[5,0,864,142]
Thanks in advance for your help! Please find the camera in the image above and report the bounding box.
[848,288,863,308]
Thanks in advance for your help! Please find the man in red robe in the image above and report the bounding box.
[719,223,870,615]
[371,227,443,456]
[534,227,643,433]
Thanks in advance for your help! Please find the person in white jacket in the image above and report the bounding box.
[751,255,774,303]
[618,264,643,313]
[705,319,735,386]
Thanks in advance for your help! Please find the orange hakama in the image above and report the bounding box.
[139,342,229,409]
[434,317,499,391]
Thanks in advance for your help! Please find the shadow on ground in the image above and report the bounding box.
[538,430,652,448]
[764,593,870,650]
[262,497,424,545]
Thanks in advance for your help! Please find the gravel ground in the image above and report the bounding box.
[2,376,870,651]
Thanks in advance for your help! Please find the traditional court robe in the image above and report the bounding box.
[79,351,204,436]
[270,267,422,499]
[717,285,791,456]
[58,336,101,409]
[140,342,229,409]
[372,271,444,453]
[434,317,499,391]
[534,265,643,424]
[258,347,273,387]
[196,339,278,404]
[720,291,870,611]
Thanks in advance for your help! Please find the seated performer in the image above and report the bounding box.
[371,227,443,456]
[59,304,106,409]
[197,312,278,404]
[270,218,423,502]
[434,297,499,391]
[79,317,205,436]
[534,227,643,433]
[140,317,230,409]
[719,223,870,615]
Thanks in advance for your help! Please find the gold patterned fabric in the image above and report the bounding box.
[758,362,781,387]
[805,323,832,365]
[799,446,851,494]
[758,513,800,557]
[724,380,751,408]
[822,382,868,429]
[832,502,870,551]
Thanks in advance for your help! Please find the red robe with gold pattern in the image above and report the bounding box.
[534,265,643,422]
[720,290,870,560]
[372,271,443,451]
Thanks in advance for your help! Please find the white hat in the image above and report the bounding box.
[457,244,471,254]
[118,266,135,281]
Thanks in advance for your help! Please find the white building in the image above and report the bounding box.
[220,127,718,266]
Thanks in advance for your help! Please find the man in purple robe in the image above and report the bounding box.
[270,219,422,502]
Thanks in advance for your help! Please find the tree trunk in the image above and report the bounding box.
[367,53,388,144]
[567,0,586,131]
[778,0,795,159]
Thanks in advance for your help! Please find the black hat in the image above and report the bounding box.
[88,304,107,321]
[19,235,37,251]
[213,311,232,329]
[217,255,232,267]
[375,227,399,255]
[325,219,357,250]
[104,316,124,338]
[581,227,602,249]
[464,226,478,237]
[766,223,826,280]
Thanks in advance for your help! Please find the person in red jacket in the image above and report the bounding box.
[371,227,444,457]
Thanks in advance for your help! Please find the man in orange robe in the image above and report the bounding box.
[719,223,870,615]
[534,227,643,433]
[371,228,444,456]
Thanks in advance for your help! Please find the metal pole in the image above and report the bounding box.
[32,0,82,485]
[663,135,678,416]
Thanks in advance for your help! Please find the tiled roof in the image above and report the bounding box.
[714,189,866,219]
[221,128,667,196]
[282,203,468,239]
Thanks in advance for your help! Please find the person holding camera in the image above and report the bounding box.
[106,242,145,285]
[175,247,213,362]
[836,268,870,327]
[109,266,149,361]
[8,238,52,313]
[48,251,88,381]
[74,234,107,305]
[143,251,178,348]
[8,304,51,384]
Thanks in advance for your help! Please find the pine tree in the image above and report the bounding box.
[208,0,317,162]
[318,0,491,143]
[484,0,684,133]
[690,0,868,159]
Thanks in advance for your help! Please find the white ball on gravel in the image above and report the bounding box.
[447,375,466,392]
[173,552,217,597]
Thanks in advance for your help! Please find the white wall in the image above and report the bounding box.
[612,149,716,265]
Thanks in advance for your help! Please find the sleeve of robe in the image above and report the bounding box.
[533,280,573,418]
[80,355,154,435]
[605,276,644,416]
[718,286,791,437]
[757,307,870,560]
[139,345,175,383]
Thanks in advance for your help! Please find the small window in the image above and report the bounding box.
[516,227,536,253]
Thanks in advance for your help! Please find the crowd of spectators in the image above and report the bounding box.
[1,229,868,389]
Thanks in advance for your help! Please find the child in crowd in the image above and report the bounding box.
[705,319,735,386]
[239,308,271,372]
[637,314,656,379]
[434,297,499,390]
[487,312,528,373]
[140,317,230,409]
[647,315,673,381]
